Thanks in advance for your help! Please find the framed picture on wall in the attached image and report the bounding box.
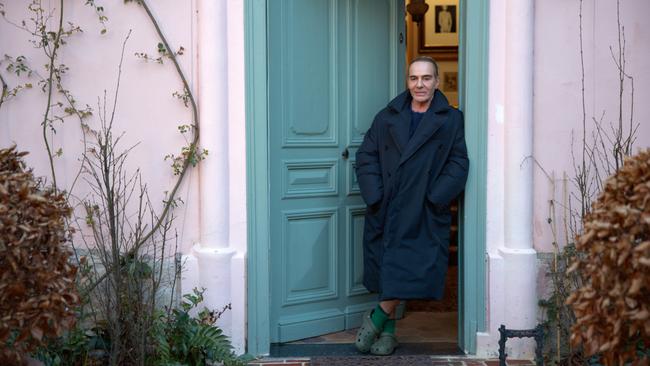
[438,63,458,106]
[419,0,459,59]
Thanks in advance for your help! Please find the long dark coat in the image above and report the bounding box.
[355,89,469,300]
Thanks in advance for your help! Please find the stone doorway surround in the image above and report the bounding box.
[245,0,493,357]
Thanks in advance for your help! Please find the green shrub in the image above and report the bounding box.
[149,288,245,366]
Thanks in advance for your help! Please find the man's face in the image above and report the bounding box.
[408,61,438,105]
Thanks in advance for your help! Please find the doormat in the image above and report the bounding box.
[270,342,462,357]
[310,355,434,366]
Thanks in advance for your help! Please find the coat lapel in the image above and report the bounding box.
[398,90,451,165]
[387,109,410,154]
[385,91,411,154]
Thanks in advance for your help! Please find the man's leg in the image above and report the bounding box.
[356,299,402,353]
[370,299,399,329]
[379,300,398,333]
[379,300,400,315]
[370,300,399,355]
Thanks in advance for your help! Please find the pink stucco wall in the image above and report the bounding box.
[0,1,200,253]
[532,0,650,252]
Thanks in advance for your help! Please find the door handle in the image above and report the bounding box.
[341,147,349,160]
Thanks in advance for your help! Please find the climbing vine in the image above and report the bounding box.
[0,0,202,294]
[0,1,242,364]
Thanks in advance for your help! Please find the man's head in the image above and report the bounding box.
[408,56,439,108]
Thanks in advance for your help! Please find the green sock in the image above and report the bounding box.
[370,304,389,329]
[383,319,396,334]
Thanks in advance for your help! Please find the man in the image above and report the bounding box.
[354,56,469,355]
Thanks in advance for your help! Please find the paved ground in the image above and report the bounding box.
[248,357,536,365]
[290,312,458,344]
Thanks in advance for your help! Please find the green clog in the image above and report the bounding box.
[355,309,382,353]
[370,332,398,356]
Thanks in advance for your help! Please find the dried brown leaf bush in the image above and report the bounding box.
[0,146,80,363]
[567,148,650,365]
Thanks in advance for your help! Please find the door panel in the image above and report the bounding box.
[281,208,338,306]
[349,0,393,146]
[280,0,337,147]
[269,0,405,343]
[282,159,338,198]
[346,205,367,297]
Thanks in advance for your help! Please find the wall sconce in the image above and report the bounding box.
[406,0,429,25]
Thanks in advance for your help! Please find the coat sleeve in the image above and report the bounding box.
[355,117,384,207]
[426,111,469,208]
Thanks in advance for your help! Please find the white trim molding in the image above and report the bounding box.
[181,0,247,355]
[479,0,538,358]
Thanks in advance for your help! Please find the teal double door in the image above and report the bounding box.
[268,0,406,342]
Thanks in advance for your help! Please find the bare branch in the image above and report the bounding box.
[0,71,7,110]
[84,0,201,296]
[41,0,65,191]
